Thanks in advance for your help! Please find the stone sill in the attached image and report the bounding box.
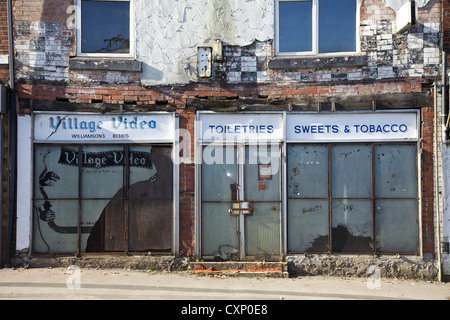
[69,57,142,72]
[268,55,368,69]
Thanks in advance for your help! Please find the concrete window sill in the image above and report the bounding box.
[69,58,142,72]
[268,55,368,69]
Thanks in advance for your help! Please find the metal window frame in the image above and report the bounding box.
[275,0,361,57]
[285,141,421,255]
[195,110,422,259]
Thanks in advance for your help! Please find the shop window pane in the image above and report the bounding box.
[202,203,238,257]
[81,0,130,54]
[202,145,238,201]
[245,145,281,201]
[278,0,313,53]
[319,0,357,53]
[331,144,372,198]
[332,199,372,252]
[375,199,419,253]
[287,144,328,198]
[288,199,328,252]
[246,202,281,257]
[81,145,124,199]
[33,200,79,253]
[34,145,78,199]
[375,144,418,198]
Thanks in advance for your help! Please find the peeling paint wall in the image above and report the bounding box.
[383,0,431,11]
[135,0,274,85]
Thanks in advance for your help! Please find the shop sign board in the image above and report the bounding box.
[286,112,419,142]
[34,113,175,142]
[198,113,284,142]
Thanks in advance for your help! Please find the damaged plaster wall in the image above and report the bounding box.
[383,0,431,11]
[135,0,274,85]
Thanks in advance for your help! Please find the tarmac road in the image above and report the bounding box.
[0,267,449,301]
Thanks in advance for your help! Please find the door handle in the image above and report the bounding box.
[228,201,253,216]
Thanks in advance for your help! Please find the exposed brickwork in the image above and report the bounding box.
[421,104,435,255]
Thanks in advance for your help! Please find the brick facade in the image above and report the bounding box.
[8,0,442,271]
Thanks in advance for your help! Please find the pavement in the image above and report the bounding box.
[0,267,449,302]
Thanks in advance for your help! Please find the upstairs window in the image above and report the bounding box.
[77,0,134,57]
[276,0,359,56]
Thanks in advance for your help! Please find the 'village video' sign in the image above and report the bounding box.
[34,113,175,142]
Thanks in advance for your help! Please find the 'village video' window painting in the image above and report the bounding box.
[33,144,173,254]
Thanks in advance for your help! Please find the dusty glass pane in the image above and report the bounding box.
[287,144,328,198]
[32,200,79,253]
[332,199,372,252]
[331,144,372,198]
[279,0,313,52]
[375,199,419,253]
[34,145,78,199]
[245,202,281,257]
[202,145,238,201]
[319,0,357,53]
[81,0,130,54]
[375,144,418,198]
[201,203,239,257]
[128,145,158,192]
[245,145,281,201]
[81,145,124,199]
[288,199,329,252]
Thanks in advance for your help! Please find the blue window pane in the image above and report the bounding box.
[81,1,130,54]
[319,0,356,53]
[279,1,312,53]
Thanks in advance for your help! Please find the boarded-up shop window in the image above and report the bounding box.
[287,143,419,254]
[33,144,173,254]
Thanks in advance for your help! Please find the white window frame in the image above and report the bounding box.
[275,0,360,57]
[76,0,135,58]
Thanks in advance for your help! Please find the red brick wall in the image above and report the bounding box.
[16,79,425,105]
[177,108,196,257]
[421,104,435,256]
[0,0,8,83]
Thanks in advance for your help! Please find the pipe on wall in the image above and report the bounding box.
[5,0,17,267]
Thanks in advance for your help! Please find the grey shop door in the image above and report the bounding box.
[201,144,281,261]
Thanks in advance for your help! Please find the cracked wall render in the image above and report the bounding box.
[135,0,274,85]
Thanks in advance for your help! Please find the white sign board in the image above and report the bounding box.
[286,112,418,142]
[34,113,175,142]
[198,113,284,142]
